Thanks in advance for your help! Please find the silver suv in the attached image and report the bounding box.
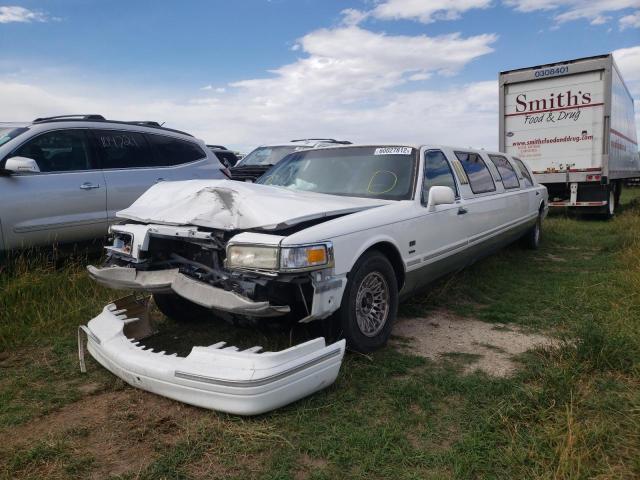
[0,114,226,251]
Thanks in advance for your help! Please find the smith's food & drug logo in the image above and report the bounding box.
[514,90,592,115]
[507,89,604,125]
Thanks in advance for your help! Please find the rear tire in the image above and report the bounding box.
[334,251,398,353]
[153,293,218,322]
[523,213,542,250]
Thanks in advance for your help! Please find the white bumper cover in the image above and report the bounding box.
[80,297,346,415]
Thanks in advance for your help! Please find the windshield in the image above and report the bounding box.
[0,127,28,147]
[256,146,417,200]
[236,145,306,166]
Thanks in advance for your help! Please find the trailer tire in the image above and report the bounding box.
[601,188,616,220]
[334,251,398,353]
[523,213,542,250]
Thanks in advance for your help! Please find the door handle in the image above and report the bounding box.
[155,177,166,183]
[457,207,468,215]
[80,182,100,190]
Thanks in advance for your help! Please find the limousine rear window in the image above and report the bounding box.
[488,154,520,189]
[258,146,417,200]
[454,151,496,194]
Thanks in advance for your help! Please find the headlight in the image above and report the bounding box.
[225,242,333,272]
[227,245,279,270]
[280,244,332,271]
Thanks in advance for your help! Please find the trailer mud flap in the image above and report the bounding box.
[78,296,346,415]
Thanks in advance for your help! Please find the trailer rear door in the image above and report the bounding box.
[504,71,605,173]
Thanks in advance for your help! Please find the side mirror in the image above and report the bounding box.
[4,156,41,174]
[427,186,455,210]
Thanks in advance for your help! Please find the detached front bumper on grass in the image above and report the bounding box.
[79,296,346,415]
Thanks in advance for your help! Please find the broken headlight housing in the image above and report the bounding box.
[226,242,333,272]
[106,231,134,257]
[227,245,279,271]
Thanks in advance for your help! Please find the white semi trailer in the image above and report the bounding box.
[499,54,639,217]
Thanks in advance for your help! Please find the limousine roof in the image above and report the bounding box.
[311,143,514,158]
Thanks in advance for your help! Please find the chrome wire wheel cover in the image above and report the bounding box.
[355,271,390,337]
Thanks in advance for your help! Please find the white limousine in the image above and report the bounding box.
[82,144,548,414]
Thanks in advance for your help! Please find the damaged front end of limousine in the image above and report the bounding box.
[80,179,391,414]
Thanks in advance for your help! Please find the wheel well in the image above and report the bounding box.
[539,201,545,214]
[363,242,405,290]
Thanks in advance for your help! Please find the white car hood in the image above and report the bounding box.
[117,179,392,231]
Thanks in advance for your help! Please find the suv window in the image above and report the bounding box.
[147,134,206,166]
[454,152,496,194]
[212,150,239,168]
[422,150,458,203]
[512,157,534,187]
[13,129,93,172]
[488,155,520,189]
[94,130,153,169]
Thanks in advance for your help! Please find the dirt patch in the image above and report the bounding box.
[294,453,329,480]
[0,388,210,479]
[392,310,556,377]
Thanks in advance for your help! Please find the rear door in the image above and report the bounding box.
[0,128,108,248]
[94,129,211,221]
[486,153,529,222]
[451,151,506,251]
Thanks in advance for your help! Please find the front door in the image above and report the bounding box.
[0,128,107,249]
[405,149,469,294]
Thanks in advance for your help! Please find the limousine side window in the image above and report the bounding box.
[454,151,496,194]
[512,157,534,187]
[421,150,458,204]
[488,154,520,189]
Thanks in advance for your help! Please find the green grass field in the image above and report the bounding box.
[1,190,639,479]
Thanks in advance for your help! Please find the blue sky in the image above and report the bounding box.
[1,1,639,150]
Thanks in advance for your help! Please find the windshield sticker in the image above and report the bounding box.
[374,147,412,155]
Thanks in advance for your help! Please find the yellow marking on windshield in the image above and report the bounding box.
[367,170,398,194]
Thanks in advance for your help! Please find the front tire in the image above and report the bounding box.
[153,293,218,322]
[334,251,398,352]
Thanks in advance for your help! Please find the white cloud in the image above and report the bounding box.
[614,46,640,94]
[0,5,50,23]
[505,0,640,25]
[613,46,640,144]
[231,26,496,103]
[2,3,637,157]
[346,0,492,24]
[341,8,370,26]
[0,78,499,152]
[620,10,640,29]
[0,18,499,151]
